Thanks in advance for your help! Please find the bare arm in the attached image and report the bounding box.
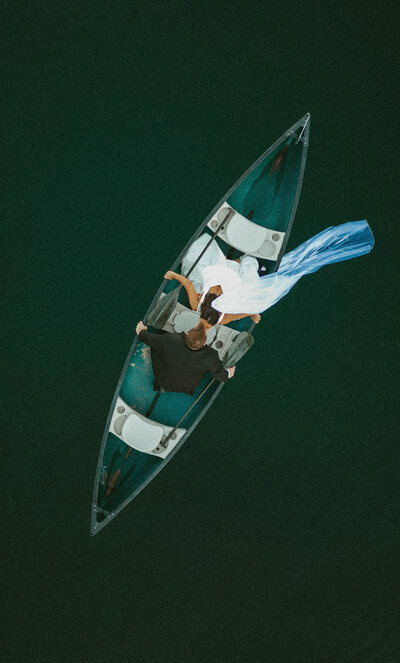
[164,270,200,311]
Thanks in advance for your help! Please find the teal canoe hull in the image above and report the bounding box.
[90,114,310,535]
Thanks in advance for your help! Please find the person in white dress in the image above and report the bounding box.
[164,233,262,326]
[165,220,374,322]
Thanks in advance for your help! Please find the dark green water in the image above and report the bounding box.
[3,2,399,661]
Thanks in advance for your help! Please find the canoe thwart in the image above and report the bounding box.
[146,286,182,329]
[221,331,254,367]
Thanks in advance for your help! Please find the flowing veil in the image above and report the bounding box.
[212,220,374,315]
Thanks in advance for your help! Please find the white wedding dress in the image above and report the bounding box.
[181,233,259,304]
[181,221,374,316]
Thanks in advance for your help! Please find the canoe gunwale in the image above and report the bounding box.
[274,114,310,270]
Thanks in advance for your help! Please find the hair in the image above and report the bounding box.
[200,304,219,327]
[201,292,218,309]
[185,323,207,350]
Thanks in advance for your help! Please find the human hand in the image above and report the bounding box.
[136,321,147,335]
[164,270,178,280]
[226,366,236,378]
[251,314,261,324]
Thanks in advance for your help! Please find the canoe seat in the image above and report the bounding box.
[110,397,186,458]
[160,300,241,358]
[207,202,285,261]
[122,412,164,452]
[173,309,217,344]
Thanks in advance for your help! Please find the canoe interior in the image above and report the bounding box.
[93,281,251,531]
[91,116,309,534]
[228,135,304,233]
[95,354,219,519]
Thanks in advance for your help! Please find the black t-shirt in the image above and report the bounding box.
[139,330,229,395]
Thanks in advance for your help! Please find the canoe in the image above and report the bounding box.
[90,113,311,535]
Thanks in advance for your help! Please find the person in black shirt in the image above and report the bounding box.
[136,320,236,396]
